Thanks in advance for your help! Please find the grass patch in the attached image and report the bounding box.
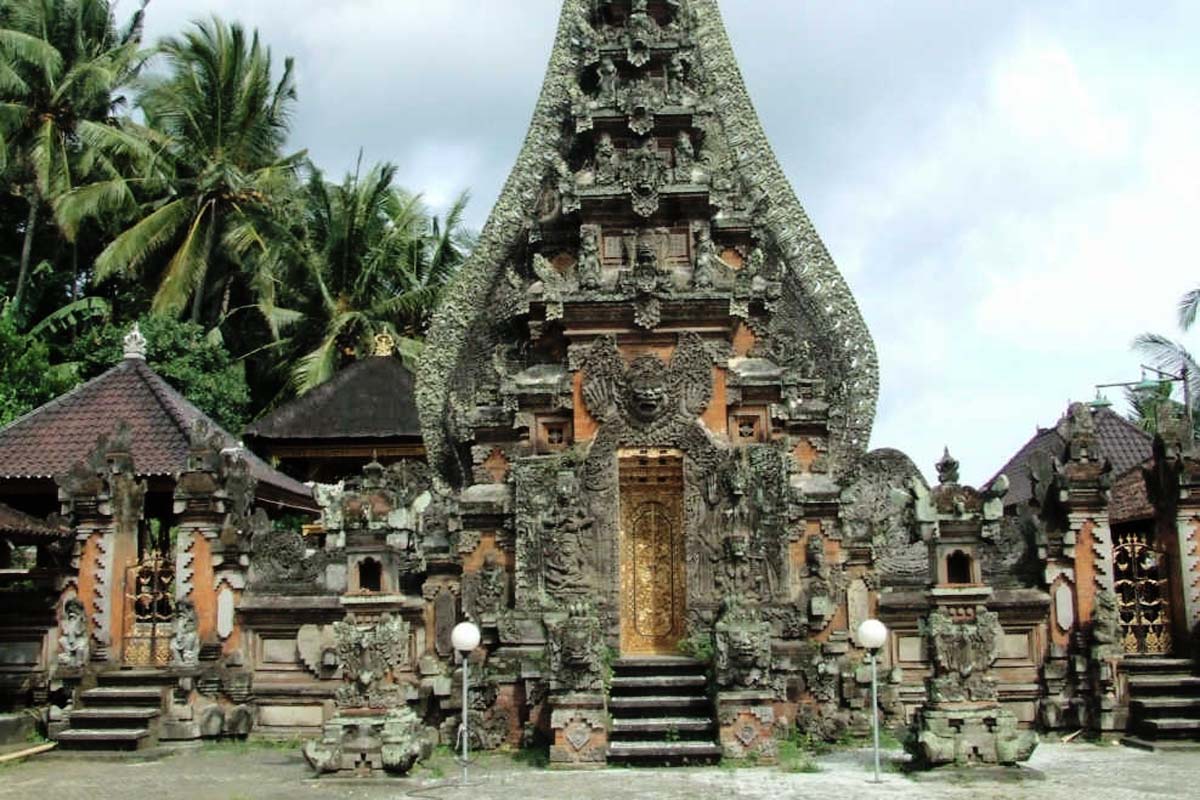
[203,735,303,754]
[777,739,820,774]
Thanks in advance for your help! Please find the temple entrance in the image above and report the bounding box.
[122,522,176,666]
[1113,530,1173,655]
[618,449,686,655]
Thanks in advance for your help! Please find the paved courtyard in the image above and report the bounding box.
[0,740,1196,800]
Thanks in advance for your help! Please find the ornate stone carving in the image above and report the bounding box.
[923,607,1002,703]
[466,552,510,621]
[714,596,771,690]
[546,602,606,693]
[56,598,89,668]
[332,613,411,708]
[170,600,200,667]
[249,520,327,591]
[303,706,423,776]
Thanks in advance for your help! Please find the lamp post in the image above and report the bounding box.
[451,621,481,779]
[857,618,889,784]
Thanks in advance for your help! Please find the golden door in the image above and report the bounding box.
[618,449,687,655]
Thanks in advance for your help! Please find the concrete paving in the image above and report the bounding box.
[0,740,1195,800]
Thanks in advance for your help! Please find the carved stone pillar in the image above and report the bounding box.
[55,424,146,666]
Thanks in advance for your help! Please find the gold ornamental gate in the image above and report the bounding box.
[123,551,175,666]
[618,449,686,656]
[1112,531,1172,655]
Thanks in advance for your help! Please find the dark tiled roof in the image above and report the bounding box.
[0,358,315,511]
[1110,463,1154,524]
[245,356,422,441]
[992,407,1152,508]
[0,502,70,540]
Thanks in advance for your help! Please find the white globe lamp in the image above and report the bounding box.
[452,621,481,653]
[857,618,888,651]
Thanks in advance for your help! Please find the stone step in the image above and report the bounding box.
[610,717,713,735]
[609,674,708,691]
[607,740,723,760]
[54,727,152,749]
[1126,674,1200,693]
[96,670,181,685]
[611,656,706,675]
[1140,717,1200,735]
[80,686,164,707]
[1123,657,1195,673]
[1131,697,1200,714]
[69,707,160,725]
[608,695,710,711]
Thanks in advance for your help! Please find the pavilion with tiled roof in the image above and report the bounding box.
[244,334,424,483]
[0,325,316,516]
[989,405,1153,510]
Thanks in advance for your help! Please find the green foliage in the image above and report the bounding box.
[676,632,715,663]
[0,305,70,426]
[64,315,250,432]
[776,739,820,773]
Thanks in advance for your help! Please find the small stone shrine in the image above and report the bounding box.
[902,451,1039,766]
[302,613,424,776]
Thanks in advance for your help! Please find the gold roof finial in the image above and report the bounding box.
[373,332,396,357]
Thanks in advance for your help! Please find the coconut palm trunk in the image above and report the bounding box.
[14,194,40,314]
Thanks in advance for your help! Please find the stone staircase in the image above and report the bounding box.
[607,656,721,764]
[1123,657,1200,749]
[54,671,169,751]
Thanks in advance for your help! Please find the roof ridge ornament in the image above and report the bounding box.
[373,332,396,357]
[123,322,147,360]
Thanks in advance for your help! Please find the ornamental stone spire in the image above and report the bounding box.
[417,0,878,481]
[123,322,147,360]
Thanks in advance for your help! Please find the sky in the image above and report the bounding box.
[121,0,1200,485]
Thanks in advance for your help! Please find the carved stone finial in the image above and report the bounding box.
[373,332,396,357]
[935,448,959,485]
[123,322,147,360]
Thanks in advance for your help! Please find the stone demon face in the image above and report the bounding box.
[626,355,669,423]
[560,624,594,667]
[726,625,759,664]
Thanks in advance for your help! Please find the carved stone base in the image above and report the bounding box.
[716,690,778,763]
[302,707,423,776]
[910,703,1037,767]
[549,693,607,768]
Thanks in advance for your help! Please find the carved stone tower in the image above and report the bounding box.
[417,0,879,765]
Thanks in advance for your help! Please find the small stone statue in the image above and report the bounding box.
[673,131,695,183]
[170,600,201,667]
[594,132,620,184]
[578,226,603,290]
[597,57,619,106]
[57,598,89,668]
[692,226,725,288]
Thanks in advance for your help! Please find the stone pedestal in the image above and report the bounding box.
[716,690,777,763]
[549,693,607,768]
[911,703,1037,767]
[302,706,423,776]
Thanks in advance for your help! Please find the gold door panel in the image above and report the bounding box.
[619,449,686,655]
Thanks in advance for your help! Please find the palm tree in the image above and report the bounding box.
[0,0,147,318]
[284,158,472,393]
[75,16,303,321]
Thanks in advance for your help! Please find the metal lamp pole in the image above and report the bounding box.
[857,619,888,785]
[451,621,481,782]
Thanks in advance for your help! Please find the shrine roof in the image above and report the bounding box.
[991,407,1152,508]
[1109,463,1154,524]
[0,502,70,540]
[244,355,422,443]
[0,357,316,512]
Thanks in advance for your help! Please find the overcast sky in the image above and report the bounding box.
[123,1,1200,484]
